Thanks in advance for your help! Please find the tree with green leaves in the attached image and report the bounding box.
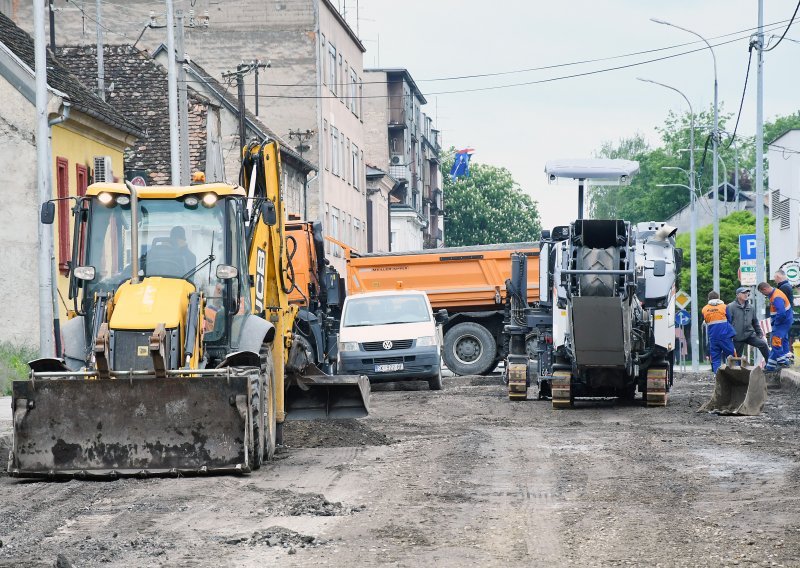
[440,149,541,247]
[589,108,800,224]
[674,210,767,302]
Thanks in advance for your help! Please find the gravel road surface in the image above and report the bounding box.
[1,372,798,567]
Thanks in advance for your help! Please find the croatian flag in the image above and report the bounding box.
[450,148,474,182]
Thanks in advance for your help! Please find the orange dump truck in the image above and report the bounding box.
[343,243,541,376]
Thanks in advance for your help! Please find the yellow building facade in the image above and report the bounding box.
[50,116,133,322]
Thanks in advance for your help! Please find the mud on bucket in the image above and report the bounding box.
[699,356,767,416]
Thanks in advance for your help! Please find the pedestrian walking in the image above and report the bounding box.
[701,290,736,373]
[757,281,794,371]
[726,287,769,363]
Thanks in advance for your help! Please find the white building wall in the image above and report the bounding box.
[0,78,39,346]
[768,129,800,273]
[391,210,425,252]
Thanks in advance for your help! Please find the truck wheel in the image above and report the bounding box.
[443,322,497,376]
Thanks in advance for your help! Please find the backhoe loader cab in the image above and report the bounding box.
[67,184,253,369]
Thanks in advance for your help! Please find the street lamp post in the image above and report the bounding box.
[651,18,720,293]
[637,77,699,371]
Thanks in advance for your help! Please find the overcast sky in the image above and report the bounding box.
[352,0,800,229]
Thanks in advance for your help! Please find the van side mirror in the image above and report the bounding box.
[261,200,277,226]
[435,309,449,324]
[41,201,55,224]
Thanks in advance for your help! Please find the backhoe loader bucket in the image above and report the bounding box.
[285,367,370,420]
[699,357,767,416]
[8,372,256,479]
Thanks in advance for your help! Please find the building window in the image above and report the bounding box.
[345,138,351,184]
[331,127,339,176]
[331,206,340,256]
[328,43,337,95]
[325,204,330,253]
[343,61,349,105]
[352,143,359,190]
[322,120,328,170]
[320,34,326,85]
[338,54,343,99]
[56,157,70,275]
[340,134,345,179]
[358,79,363,119]
[349,70,358,115]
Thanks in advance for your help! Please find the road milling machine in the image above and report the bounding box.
[506,159,679,408]
[8,141,369,478]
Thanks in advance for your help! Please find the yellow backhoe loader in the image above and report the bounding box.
[8,141,369,479]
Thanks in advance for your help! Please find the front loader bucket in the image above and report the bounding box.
[699,357,767,416]
[9,374,254,478]
[285,370,370,420]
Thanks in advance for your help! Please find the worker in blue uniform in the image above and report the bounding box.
[757,281,794,371]
[701,290,736,373]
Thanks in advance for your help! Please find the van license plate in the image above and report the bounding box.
[375,363,403,372]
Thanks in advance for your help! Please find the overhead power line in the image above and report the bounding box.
[764,0,800,51]
[236,29,776,100]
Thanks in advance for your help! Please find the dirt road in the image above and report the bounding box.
[1,372,799,567]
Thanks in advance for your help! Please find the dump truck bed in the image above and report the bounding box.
[345,243,541,310]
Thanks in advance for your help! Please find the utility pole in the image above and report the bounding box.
[35,0,55,357]
[48,0,55,50]
[223,62,268,158]
[95,0,105,101]
[755,0,766,315]
[165,0,180,184]
[289,129,315,223]
[254,60,260,116]
[176,9,190,185]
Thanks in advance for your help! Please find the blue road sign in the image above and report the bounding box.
[675,309,690,327]
[739,234,757,261]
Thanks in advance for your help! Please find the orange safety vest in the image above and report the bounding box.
[702,302,728,325]
[769,288,791,315]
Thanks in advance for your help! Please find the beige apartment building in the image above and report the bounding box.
[4,0,369,273]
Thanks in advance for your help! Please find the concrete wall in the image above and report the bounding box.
[0,76,38,346]
[768,130,800,273]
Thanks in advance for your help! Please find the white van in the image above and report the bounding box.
[337,290,448,390]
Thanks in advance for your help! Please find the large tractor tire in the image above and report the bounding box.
[443,322,497,376]
[577,246,618,297]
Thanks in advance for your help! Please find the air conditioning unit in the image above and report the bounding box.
[93,156,114,182]
[390,154,403,165]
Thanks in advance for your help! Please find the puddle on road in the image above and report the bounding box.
[692,447,792,481]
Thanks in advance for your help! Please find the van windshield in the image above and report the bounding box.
[343,294,431,327]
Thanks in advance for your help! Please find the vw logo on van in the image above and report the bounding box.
[382,340,393,350]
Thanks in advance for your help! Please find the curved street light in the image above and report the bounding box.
[651,17,720,294]
[638,77,699,371]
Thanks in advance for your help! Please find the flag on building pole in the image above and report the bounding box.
[450,148,474,182]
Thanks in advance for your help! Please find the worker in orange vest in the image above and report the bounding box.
[757,281,794,371]
[701,290,736,373]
